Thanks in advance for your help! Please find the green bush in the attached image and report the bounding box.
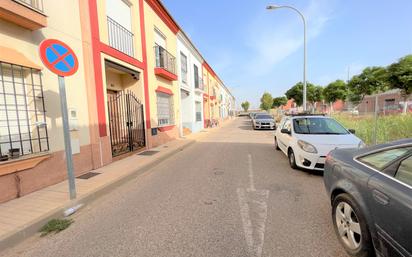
[39,218,73,237]
[333,113,412,145]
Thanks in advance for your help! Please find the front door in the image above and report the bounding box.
[107,90,145,156]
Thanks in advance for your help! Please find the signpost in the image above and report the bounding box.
[39,39,79,200]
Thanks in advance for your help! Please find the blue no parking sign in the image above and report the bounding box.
[39,39,78,200]
[39,39,78,77]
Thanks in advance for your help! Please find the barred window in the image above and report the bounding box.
[180,52,187,84]
[0,62,49,160]
[195,101,202,122]
[156,93,174,126]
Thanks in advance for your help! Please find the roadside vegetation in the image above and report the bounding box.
[333,113,412,145]
[39,218,73,237]
[249,54,411,144]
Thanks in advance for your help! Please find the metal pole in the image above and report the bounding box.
[302,14,307,112]
[267,5,307,111]
[373,94,378,145]
[58,76,76,199]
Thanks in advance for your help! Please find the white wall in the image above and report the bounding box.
[177,34,204,133]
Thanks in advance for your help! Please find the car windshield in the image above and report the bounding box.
[256,115,272,119]
[293,117,349,135]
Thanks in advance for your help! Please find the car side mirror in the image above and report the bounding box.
[281,128,291,134]
[348,129,356,134]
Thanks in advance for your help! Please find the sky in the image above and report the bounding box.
[161,0,412,108]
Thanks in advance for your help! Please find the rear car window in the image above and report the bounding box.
[358,147,412,171]
[396,156,412,187]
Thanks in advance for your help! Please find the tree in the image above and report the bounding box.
[285,82,304,106]
[387,55,412,113]
[272,96,288,108]
[348,66,389,104]
[260,92,273,111]
[323,80,348,112]
[307,85,324,112]
[285,82,317,107]
[241,101,250,112]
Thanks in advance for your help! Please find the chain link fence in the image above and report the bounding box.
[271,90,412,146]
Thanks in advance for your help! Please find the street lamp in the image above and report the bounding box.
[266,4,307,111]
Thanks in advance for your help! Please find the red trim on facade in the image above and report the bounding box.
[154,67,177,81]
[100,43,145,70]
[203,62,216,78]
[210,95,216,101]
[203,93,209,98]
[145,0,179,34]
[88,0,107,137]
[155,86,173,95]
[140,0,151,129]
[158,125,175,132]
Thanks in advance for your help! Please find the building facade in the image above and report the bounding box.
[0,0,235,204]
[0,0,95,203]
[176,32,204,135]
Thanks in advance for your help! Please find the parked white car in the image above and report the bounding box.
[274,114,365,170]
[253,114,276,130]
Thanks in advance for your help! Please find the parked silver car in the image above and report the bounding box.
[252,114,276,130]
[324,139,412,257]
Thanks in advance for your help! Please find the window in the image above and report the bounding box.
[154,28,166,48]
[282,119,291,133]
[156,93,174,126]
[180,52,187,84]
[193,64,199,88]
[396,155,412,186]
[106,0,132,31]
[358,147,412,171]
[106,0,133,56]
[0,62,49,159]
[195,101,202,122]
[293,118,349,135]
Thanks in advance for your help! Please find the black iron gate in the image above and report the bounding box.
[108,90,145,156]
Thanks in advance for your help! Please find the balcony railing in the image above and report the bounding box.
[107,16,134,57]
[195,78,205,91]
[14,0,44,13]
[154,44,176,75]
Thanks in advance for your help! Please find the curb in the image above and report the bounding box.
[0,139,196,252]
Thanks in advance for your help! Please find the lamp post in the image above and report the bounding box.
[266,4,307,111]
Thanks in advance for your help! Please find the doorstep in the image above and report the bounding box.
[0,138,195,252]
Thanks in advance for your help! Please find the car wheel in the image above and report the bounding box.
[274,137,280,150]
[288,148,298,169]
[332,194,374,257]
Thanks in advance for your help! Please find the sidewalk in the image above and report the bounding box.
[0,137,196,252]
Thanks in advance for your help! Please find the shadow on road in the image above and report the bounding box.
[238,126,253,130]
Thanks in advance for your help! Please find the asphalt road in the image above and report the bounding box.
[1,117,347,257]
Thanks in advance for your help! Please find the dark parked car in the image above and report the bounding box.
[324,139,412,257]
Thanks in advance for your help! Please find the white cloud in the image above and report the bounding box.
[244,0,336,76]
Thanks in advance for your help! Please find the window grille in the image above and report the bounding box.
[156,92,174,126]
[180,52,187,84]
[0,62,49,159]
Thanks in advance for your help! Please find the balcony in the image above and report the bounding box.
[0,0,47,30]
[154,44,177,81]
[107,16,134,57]
[194,78,205,92]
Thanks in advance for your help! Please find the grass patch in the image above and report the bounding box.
[39,218,73,237]
[333,113,412,145]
